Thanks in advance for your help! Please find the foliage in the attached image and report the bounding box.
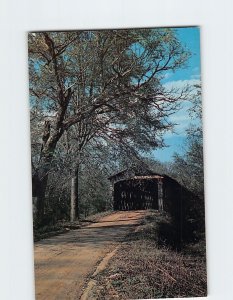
[29,28,191,223]
[170,84,204,199]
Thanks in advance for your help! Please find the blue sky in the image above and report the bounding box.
[152,27,201,162]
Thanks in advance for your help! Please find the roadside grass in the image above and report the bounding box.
[91,211,207,299]
[33,210,113,242]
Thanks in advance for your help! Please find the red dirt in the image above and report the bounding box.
[34,210,147,300]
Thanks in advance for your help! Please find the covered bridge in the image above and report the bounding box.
[108,166,193,214]
[108,165,205,244]
[108,167,164,211]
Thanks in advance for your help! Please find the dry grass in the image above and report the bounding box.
[91,211,207,299]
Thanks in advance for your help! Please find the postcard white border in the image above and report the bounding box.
[1,0,233,299]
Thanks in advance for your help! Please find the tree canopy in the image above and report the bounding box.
[29,28,191,224]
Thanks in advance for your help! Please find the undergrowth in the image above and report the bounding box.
[91,211,207,299]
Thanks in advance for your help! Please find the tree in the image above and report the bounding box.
[29,29,190,224]
[171,83,204,198]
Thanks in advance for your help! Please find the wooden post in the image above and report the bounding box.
[70,176,77,222]
[70,166,79,222]
[109,180,114,210]
[158,179,163,211]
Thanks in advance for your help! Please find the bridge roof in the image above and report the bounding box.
[108,166,162,182]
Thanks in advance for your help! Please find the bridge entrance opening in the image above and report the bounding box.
[113,178,158,210]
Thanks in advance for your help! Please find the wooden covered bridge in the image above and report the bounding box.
[109,165,205,243]
[108,166,190,213]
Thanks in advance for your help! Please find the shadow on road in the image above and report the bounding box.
[38,224,137,247]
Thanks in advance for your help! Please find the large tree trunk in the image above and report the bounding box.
[32,131,62,226]
[70,165,80,222]
[32,153,53,226]
[32,172,49,225]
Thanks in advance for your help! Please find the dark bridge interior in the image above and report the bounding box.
[114,179,158,210]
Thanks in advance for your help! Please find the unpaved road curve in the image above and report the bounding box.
[34,210,147,300]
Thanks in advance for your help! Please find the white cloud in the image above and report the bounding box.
[162,72,173,80]
[163,78,200,91]
[170,114,190,122]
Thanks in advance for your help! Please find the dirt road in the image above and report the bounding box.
[34,210,147,300]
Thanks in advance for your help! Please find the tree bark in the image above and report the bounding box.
[33,173,48,225]
[33,131,63,226]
